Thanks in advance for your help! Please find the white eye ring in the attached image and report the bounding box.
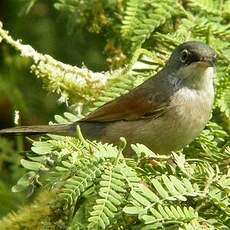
[180,49,189,63]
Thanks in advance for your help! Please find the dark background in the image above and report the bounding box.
[0,0,107,216]
[0,0,107,130]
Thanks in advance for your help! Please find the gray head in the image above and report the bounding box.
[167,41,217,70]
[166,41,217,89]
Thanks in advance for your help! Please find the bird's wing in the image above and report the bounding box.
[82,77,170,122]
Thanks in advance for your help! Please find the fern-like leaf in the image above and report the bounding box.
[186,0,222,15]
[58,157,104,210]
[141,205,199,228]
[88,163,126,229]
[121,0,181,50]
[217,87,230,118]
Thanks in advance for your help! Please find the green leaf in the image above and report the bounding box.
[123,206,145,215]
[141,214,157,224]
[131,190,151,206]
[31,142,52,155]
[12,171,36,192]
[151,178,169,199]
[138,184,160,203]
[20,159,47,171]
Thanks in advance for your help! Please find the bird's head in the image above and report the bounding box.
[166,41,217,89]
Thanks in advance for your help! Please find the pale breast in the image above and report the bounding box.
[147,84,214,153]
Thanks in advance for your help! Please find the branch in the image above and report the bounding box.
[0,21,108,105]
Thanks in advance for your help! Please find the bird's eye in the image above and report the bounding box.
[180,49,189,63]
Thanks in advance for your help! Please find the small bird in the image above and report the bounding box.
[0,41,217,154]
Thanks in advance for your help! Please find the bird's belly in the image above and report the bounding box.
[101,93,212,154]
[102,110,208,154]
[144,106,209,153]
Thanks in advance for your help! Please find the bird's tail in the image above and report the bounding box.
[0,124,74,135]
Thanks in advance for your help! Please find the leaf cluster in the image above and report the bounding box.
[3,128,229,229]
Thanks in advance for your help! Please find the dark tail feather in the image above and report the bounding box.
[0,124,74,135]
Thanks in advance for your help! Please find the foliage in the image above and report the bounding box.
[0,137,26,216]
[0,0,230,229]
[2,129,230,229]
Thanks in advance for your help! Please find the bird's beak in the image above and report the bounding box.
[199,54,217,67]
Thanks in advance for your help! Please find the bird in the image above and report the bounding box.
[0,41,217,155]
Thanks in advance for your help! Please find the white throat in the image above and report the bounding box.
[198,67,215,106]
